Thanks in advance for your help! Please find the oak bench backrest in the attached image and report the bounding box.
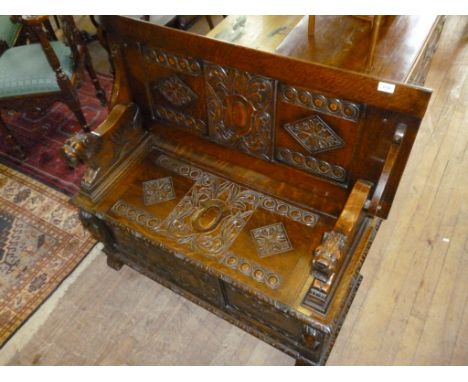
[101,16,432,219]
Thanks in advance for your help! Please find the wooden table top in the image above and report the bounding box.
[207,15,441,83]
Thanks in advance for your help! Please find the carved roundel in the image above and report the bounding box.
[205,62,276,161]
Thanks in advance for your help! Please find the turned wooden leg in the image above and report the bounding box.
[0,111,26,159]
[84,51,107,106]
[64,91,90,132]
[205,15,214,30]
[366,15,383,72]
[308,15,315,37]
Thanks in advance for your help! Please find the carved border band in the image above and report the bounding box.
[140,45,202,76]
[276,147,346,182]
[111,200,163,232]
[280,84,361,122]
[155,105,206,135]
[155,154,320,227]
[220,252,282,289]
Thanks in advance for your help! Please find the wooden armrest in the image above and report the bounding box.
[304,179,372,310]
[63,103,146,194]
[368,123,407,214]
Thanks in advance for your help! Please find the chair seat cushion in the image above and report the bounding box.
[0,41,74,97]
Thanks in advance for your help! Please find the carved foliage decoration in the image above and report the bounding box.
[280,84,361,122]
[250,222,293,258]
[155,75,198,107]
[205,62,276,160]
[276,147,346,182]
[284,115,344,154]
[140,45,202,76]
[162,173,262,256]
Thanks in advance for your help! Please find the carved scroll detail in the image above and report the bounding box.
[155,75,198,107]
[250,222,293,258]
[276,147,346,182]
[140,45,202,76]
[220,252,282,289]
[280,84,361,122]
[155,105,206,135]
[205,62,275,160]
[284,115,344,154]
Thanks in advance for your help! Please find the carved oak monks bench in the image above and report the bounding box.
[63,16,444,365]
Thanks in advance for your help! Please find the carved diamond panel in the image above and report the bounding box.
[155,75,198,107]
[143,177,176,205]
[250,222,293,258]
[284,115,344,154]
[204,62,276,160]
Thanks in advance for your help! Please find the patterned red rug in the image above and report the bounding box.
[0,74,113,196]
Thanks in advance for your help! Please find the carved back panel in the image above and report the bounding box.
[101,16,432,219]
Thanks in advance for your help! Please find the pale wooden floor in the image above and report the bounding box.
[2,16,467,365]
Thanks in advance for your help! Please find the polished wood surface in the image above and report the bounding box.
[207,15,303,52]
[3,16,466,366]
[60,15,441,365]
[276,15,444,83]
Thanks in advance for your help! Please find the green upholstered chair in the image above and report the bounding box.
[0,16,22,55]
[0,16,106,158]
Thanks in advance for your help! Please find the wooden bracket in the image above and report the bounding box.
[63,103,148,200]
[303,179,372,311]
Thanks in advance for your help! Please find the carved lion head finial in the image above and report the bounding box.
[63,133,101,168]
[312,231,347,277]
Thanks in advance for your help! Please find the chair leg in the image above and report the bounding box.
[64,90,90,132]
[84,51,107,106]
[0,112,26,159]
[205,16,214,30]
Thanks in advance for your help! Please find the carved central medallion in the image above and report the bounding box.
[284,115,344,154]
[162,173,262,256]
[205,62,275,160]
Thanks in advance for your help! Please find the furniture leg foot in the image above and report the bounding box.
[106,255,124,271]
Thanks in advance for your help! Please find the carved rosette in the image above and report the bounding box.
[143,177,176,205]
[250,222,293,258]
[155,75,198,107]
[284,115,344,154]
[205,62,276,160]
